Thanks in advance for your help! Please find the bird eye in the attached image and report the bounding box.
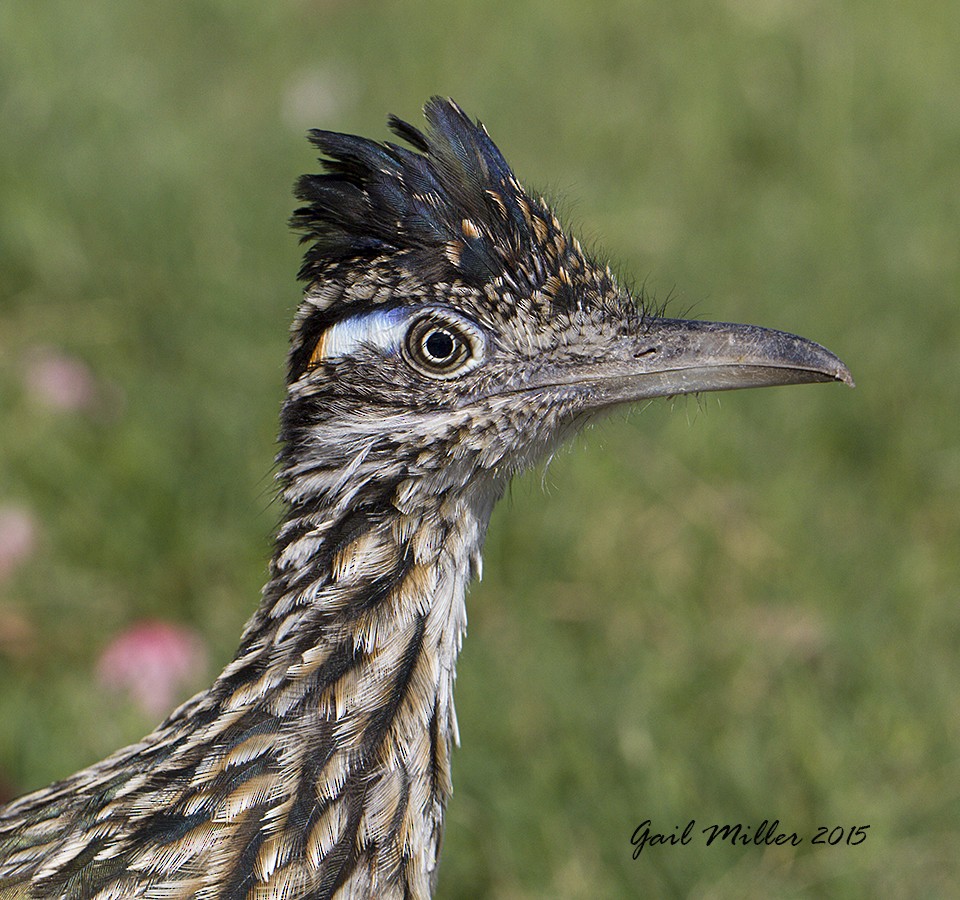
[404,314,482,378]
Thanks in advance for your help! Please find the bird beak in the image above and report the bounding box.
[563,318,853,409]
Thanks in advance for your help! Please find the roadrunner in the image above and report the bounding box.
[0,98,851,898]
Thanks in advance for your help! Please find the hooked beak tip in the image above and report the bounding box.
[836,365,856,388]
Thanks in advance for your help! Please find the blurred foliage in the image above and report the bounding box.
[1,0,958,896]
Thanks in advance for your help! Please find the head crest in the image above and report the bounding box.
[292,97,547,289]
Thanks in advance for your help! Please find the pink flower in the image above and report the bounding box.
[96,620,209,718]
[24,348,100,412]
[0,506,38,581]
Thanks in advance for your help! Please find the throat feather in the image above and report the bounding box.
[222,480,483,895]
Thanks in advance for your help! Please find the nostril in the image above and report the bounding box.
[634,346,659,358]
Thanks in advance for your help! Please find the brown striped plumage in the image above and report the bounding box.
[0,98,851,898]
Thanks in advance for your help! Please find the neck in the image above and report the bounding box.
[203,418,497,895]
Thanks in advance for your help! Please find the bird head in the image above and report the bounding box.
[283,98,851,498]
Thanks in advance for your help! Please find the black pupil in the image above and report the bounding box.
[424,329,456,362]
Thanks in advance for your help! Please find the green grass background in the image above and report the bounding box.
[1,1,958,897]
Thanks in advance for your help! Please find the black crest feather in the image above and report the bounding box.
[292,97,545,288]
